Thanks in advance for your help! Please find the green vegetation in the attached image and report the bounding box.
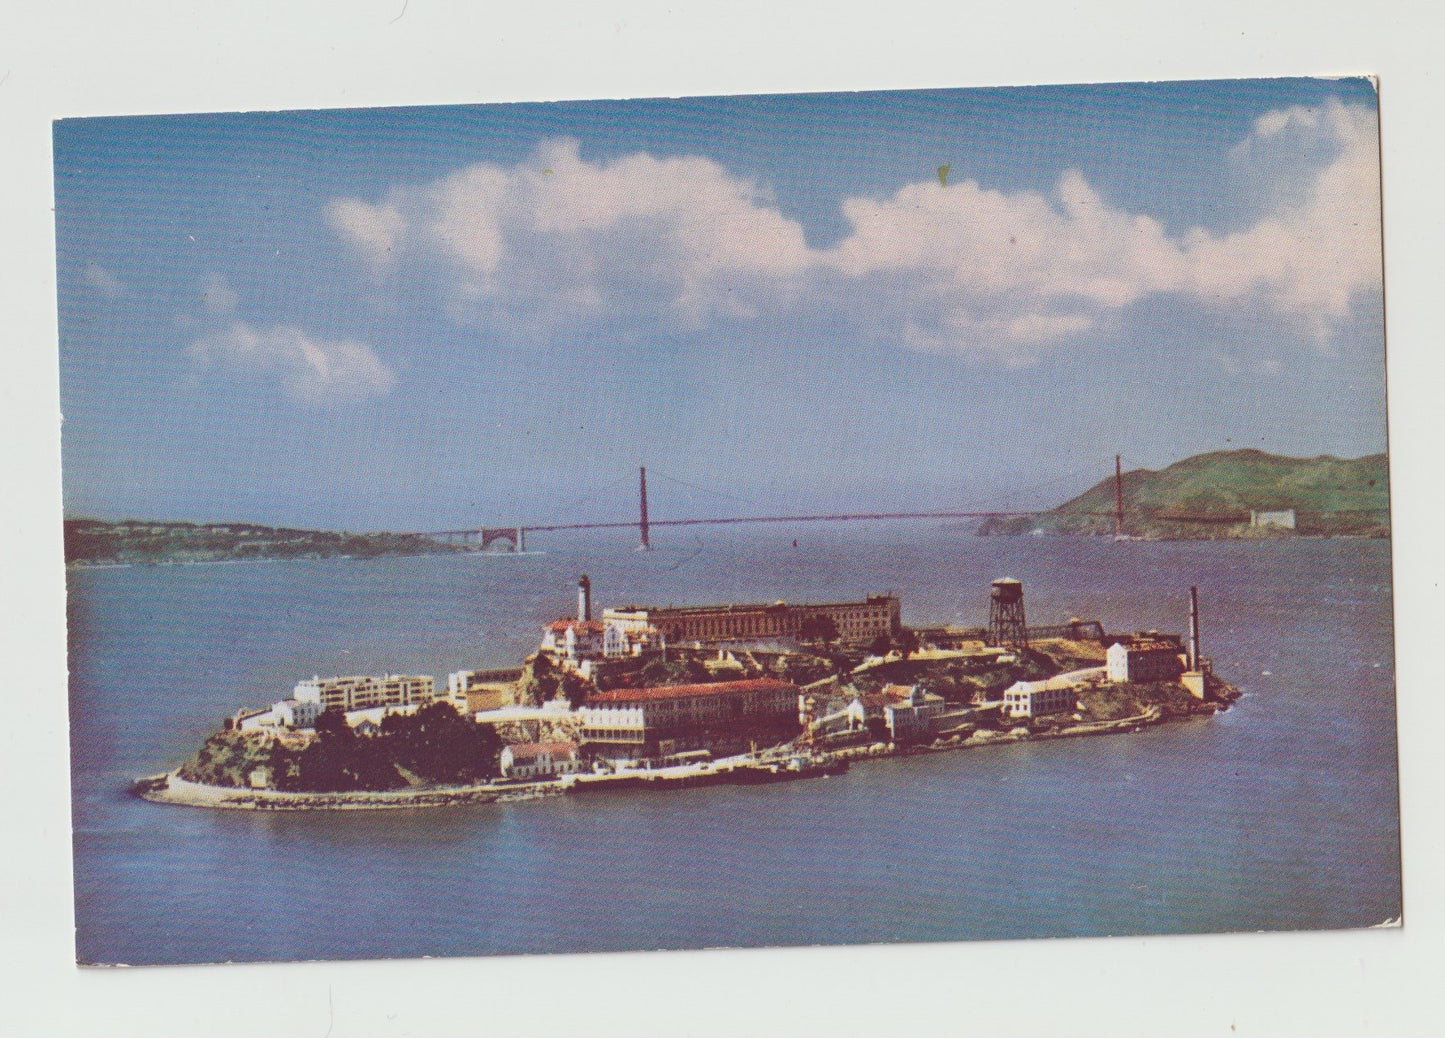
[638,653,713,687]
[178,703,502,792]
[857,640,1102,705]
[768,651,844,686]
[978,449,1389,539]
[177,730,278,788]
[64,518,463,565]
[1075,679,1211,721]
[521,654,593,707]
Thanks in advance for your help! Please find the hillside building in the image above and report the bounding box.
[1106,637,1186,684]
[580,677,799,757]
[601,594,901,647]
[237,696,322,732]
[447,667,521,713]
[293,673,434,714]
[844,684,946,741]
[540,618,606,666]
[601,611,662,658]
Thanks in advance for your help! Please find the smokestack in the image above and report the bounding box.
[578,574,592,622]
[1189,585,1200,670]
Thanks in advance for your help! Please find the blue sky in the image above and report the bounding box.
[54,78,1385,531]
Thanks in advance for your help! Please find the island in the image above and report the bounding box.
[134,578,1241,811]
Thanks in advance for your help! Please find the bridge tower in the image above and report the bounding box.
[988,577,1029,649]
[638,466,651,551]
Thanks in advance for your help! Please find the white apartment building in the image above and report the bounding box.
[293,673,435,714]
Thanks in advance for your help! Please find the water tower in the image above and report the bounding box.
[988,578,1028,648]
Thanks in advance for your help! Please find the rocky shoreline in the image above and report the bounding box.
[134,771,562,810]
[134,690,1237,812]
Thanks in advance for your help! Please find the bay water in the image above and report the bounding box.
[67,527,1400,965]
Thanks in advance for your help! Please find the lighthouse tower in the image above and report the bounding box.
[577,575,592,622]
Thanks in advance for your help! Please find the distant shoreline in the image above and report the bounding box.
[68,529,1388,571]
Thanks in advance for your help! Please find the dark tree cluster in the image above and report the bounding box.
[379,702,503,784]
[524,654,593,706]
[797,614,840,646]
[270,703,502,792]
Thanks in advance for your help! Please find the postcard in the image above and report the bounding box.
[56,78,1396,967]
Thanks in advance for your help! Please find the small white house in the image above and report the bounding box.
[237,697,321,732]
[499,741,582,780]
[844,684,945,741]
[1250,509,1296,530]
[274,697,321,729]
[602,612,661,658]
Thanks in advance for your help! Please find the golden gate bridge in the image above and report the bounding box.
[424,459,1254,551]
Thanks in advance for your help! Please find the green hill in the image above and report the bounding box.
[979,449,1390,539]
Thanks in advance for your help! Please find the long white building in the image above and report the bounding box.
[293,673,435,713]
[1003,668,1105,719]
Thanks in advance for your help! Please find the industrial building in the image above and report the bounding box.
[601,594,901,647]
[580,677,799,757]
[1105,636,1186,683]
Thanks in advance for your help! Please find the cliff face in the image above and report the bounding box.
[979,450,1389,539]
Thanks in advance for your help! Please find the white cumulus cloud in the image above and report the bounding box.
[326,100,1381,359]
[189,320,396,405]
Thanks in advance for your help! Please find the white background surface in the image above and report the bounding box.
[2,3,1441,1035]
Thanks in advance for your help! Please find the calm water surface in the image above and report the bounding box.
[67,528,1400,965]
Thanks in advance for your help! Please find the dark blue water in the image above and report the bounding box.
[67,527,1400,965]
